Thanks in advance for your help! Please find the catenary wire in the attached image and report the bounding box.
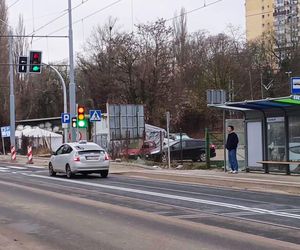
[33,0,122,43]
[8,0,20,9]
[27,0,90,36]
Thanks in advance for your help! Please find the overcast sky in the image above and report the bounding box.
[7,0,245,63]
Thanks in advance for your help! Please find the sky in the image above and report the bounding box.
[7,0,245,63]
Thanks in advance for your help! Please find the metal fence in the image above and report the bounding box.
[16,135,58,155]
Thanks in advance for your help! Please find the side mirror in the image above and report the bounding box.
[52,151,57,155]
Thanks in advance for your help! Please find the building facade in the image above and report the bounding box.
[246,0,274,41]
[273,0,300,49]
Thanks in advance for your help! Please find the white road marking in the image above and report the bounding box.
[28,174,300,220]
[25,165,46,169]
[6,166,27,170]
[0,169,9,172]
[0,167,9,170]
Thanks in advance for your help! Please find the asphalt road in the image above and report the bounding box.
[0,162,299,250]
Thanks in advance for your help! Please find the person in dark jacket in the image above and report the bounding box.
[226,125,239,173]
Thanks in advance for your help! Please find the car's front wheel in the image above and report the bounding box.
[49,163,56,177]
[100,170,109,178]
[66,165,73,179]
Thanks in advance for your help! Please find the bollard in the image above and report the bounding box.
[27,146,33,164]
[11,146,16,161]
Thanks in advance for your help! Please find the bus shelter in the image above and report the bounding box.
[209,96,300,174]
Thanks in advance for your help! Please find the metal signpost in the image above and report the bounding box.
[1,126,10,155]
[166,112,171,169]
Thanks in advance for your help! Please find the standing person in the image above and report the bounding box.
[226,125,239,173]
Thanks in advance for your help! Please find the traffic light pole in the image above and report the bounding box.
[9,30,16,155]
[68,0,76,142]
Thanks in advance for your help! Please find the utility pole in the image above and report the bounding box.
[68,0,76,142]
[9,30,16,156]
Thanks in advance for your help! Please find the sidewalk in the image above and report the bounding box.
[0,155,299,195]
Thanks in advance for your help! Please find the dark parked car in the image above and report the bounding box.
[149,139,216,162]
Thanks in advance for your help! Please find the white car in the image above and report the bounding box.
[49,141,110,178]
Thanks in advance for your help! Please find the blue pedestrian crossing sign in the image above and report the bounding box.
[89,110,102,122]
[61,113,70,124]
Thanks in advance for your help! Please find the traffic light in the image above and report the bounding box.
[77,106,87,128]
[71,117,77,128]
[29,51,42,73]
[18,56,28,73]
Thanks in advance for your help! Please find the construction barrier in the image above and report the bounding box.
[27,146,33,164]
[11,146,16,161]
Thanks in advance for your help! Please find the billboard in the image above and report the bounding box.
[107,104,145,141]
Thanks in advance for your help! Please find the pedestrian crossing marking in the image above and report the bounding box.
[0,165,46,174]
[25,165,46,169]
[6,166,27,170]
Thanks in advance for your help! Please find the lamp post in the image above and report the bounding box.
[44,63,68,143]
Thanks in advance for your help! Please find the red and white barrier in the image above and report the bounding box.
[27,146,33,164]
[11,146,16,161]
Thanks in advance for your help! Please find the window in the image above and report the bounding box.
[262,14,265,18]
[62,145,72,154]
[56,145,64,155]
[78,150,103,155]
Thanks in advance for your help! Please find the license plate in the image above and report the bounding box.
[86,156,99,160]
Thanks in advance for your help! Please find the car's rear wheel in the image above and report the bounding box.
[49,163,56,176]
[200,152,206,162]
[100,170,109,178]
[66,165,73,179]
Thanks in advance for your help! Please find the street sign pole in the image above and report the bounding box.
[1,136,5,155]
[94,123,97,144]
[68,0,76,142]
[9,30,16,154]
[166,112,171,169]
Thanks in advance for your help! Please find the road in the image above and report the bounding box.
[0,162,299,250]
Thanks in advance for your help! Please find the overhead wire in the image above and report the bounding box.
[246,10,273,18]
[8,0,20,9]
[27,0,90,36]
[33,0,122,42]
[165,0,224,22]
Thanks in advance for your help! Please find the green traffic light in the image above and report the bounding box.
[32,65,40,72]
[77,120,87,128]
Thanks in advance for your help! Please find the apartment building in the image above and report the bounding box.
[273,0,300,48]
[246,0,300,47]
[246,0,274,41]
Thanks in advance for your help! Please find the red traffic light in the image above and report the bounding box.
[33,53,40,59]
[78,107,85,114]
